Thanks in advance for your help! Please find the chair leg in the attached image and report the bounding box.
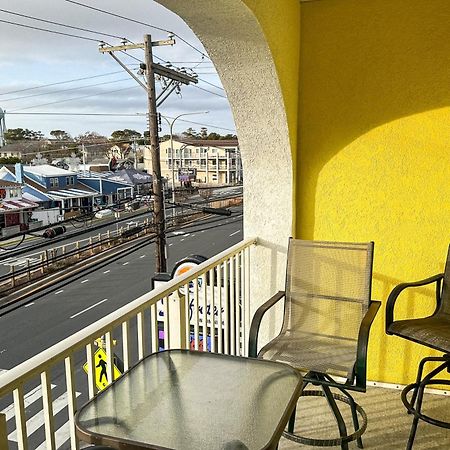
[287,405,296,433]
[409,356,443,413]
[345,391,363,449]
[406,380,426,450]
[322,384,349,450]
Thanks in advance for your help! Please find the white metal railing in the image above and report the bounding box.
[0,237,257,450]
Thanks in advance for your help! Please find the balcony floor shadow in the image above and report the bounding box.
[279,385,450,449]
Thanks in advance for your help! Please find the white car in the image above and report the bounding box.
[94,209,113,219]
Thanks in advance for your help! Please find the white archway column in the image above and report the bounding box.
[157,0,293,345]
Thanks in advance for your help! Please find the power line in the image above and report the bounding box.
[190,85,227,99]
[10,86,141,112]
[196,78,224,91]
[63,0,211,60]
[0,70,136,97]
[0,18,102,42]
[1,77,134,103]
[5,111,236,132]
[0,8,128,41]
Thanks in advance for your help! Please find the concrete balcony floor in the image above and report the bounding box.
[280,385,450,449]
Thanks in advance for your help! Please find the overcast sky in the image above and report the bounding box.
[0,0,235,139]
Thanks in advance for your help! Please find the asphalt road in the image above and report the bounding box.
[0,200,243,450]
[0,206,243,370]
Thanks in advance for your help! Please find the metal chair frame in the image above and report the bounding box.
[249,240,380,449]
[386,248,450,450]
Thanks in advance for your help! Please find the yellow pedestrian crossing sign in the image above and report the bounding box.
[83,348,122,391]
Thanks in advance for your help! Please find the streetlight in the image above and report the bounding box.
[161,111,209,215]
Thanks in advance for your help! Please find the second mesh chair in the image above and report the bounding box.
[249,239,380,449]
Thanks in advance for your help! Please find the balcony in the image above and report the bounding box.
[0,238,449,449]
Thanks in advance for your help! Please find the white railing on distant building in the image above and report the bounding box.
[0,237,257,450]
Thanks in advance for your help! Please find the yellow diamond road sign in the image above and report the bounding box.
[83,348,122,391]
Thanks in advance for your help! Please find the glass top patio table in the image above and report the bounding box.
[75,349,302,450]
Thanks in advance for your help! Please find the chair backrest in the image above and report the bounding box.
[283,239,374,351]
[437,245,450,316]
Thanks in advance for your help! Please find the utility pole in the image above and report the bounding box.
[99,36,198,273]
[144,34,166,273]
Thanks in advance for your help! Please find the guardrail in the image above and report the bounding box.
[0,219,153,294]
[0,237,257,449]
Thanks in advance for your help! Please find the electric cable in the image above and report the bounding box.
[0,70,135,96]
[10,85,141,112]
[0,18,103,42]
[62,0,211,60]
[0,8,129,41]
[190,85,227,99]
[1,77,134,103]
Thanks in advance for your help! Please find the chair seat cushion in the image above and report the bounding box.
[388,316,450,354]
[258,330,357,379]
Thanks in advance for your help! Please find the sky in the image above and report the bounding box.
[0,0,235,140]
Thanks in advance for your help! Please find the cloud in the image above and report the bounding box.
[0,0,235,137]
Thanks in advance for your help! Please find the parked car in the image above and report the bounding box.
[125,200,141,212]
[94,209,113,219]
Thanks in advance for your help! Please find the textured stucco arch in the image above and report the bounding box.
[157,0,293,331]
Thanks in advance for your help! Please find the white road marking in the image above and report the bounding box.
[55,290,64,295]
[123,262,129,266]
[8,391,80,442]
[180,239,185,242]
[183,233,190,237]
[191,234,196,237]
[201,230,205,233]
[103,270,111,274]
[81,279,89,284]
[229,230,241,237]
[139,255,146,258]
[1,383,56,421]
[70,299,108,319]
[24,302,34,308]
[172,231,184,235]
[169,243,173,247]
[35,421,71,450]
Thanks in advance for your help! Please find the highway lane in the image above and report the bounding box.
[0,207,243,370]
[0,207,242,450]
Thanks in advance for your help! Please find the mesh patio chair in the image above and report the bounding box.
[249,239,380,449]
[386,245,450,450]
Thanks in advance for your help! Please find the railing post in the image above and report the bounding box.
[40,254,45,274]
[26,259,31,281]
[107,230,111,247]
[89,237,93,255]
[76,241,80,260]
[168,291,187,349]
[0,413,7,450]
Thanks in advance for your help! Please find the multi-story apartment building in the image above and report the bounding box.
[144,139,242,186]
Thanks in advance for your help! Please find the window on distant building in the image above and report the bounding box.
[50,178,59,188]
[66,176,75,186]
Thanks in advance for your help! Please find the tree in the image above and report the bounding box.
[4,128,44,142]
[207,132,221,140]
[50,130,72,141]
[182,127,198,139]
[110,129,142,142]
[75,131,107,143]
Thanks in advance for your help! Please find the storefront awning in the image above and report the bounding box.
[0,198,39,211]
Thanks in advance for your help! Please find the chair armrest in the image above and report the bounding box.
[385,273,444,333]
[355,300,381,390]
[248,291,285,358]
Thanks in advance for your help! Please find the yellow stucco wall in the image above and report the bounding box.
[296,0,450,384]
[245,0,449,384]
